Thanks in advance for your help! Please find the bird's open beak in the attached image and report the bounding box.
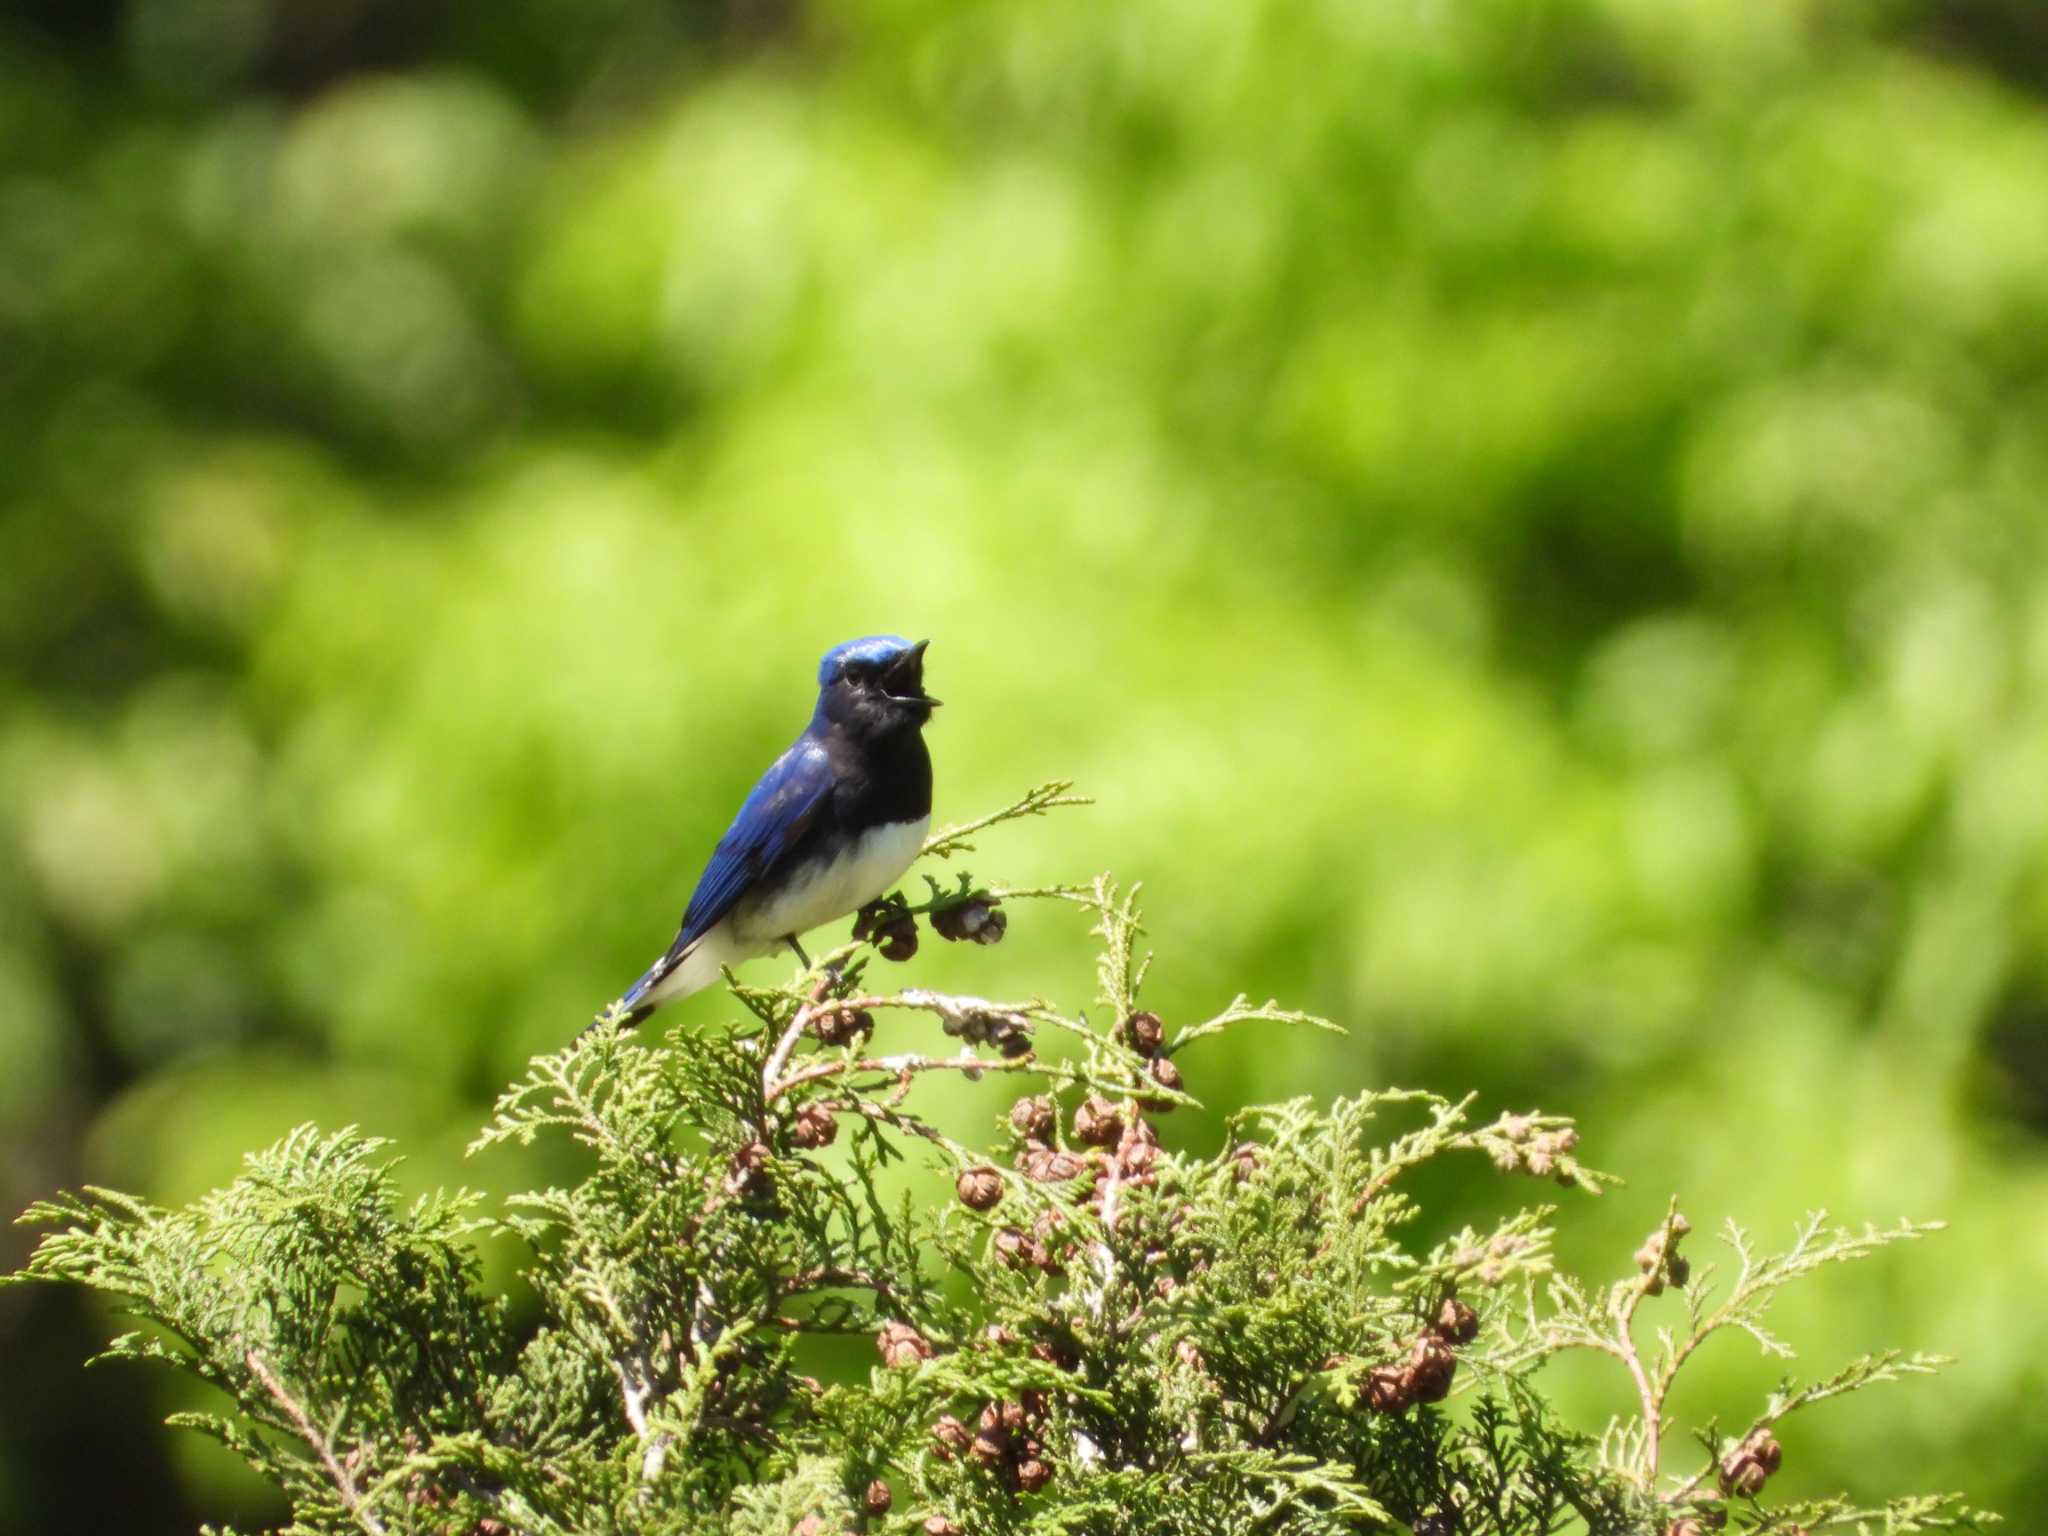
[883,639,939,706]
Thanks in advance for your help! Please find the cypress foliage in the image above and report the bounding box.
[9,789,1991,1535]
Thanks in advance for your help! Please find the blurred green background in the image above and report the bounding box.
[4,0,2048,1528]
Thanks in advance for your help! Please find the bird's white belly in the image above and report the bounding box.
[732,816,930,945]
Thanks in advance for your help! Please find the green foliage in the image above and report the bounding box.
[10,799,1991,1534]
[6,0,2048,1525]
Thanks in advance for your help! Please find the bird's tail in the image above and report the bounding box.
[581,996,652,1038]
[583,932,732,1038]
[582,960,663,1038]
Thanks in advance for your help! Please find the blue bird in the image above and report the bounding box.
[601,636,940,1027]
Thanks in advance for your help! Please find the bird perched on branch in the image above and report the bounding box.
[597,636,939,1028]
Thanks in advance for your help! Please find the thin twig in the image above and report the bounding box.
[244,1350,388,1536]
[918,781,1091,861]
[782,1264,901,1302]
[769,1050,1041,1103]
[1096,1107,1132,1238]
[1606,1280,1662,1482]
[762,973,836,1097]
[1345,1094,1479,1219]
[614,1358,651,1437]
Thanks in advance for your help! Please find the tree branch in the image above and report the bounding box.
[244,1350,388,1536]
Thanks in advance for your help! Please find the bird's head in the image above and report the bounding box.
[815,635,940,737]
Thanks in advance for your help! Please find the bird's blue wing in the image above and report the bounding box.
[677,738,835,947]
[615,740,835,1015]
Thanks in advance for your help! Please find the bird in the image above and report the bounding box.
[598,635,940,1028]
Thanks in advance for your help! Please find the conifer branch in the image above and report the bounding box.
[244,1349,387,1536]
[918,780,1091,861]
[768,1049,1042,1103]
[4,793,1987,1533]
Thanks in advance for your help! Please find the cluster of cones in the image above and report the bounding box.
[1635,1213,1691,1294]
[1337,1295,1481,1415]
[961,1008,1191,1270]
[930,1393,1054,1494]
[852,893,1009,965]
[1661,1429,1790,1536]
[1482,1111,1581,1185]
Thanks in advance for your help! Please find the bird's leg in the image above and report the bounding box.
[785,935,846,992]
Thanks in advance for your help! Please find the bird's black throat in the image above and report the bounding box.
[820,716,933,831]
